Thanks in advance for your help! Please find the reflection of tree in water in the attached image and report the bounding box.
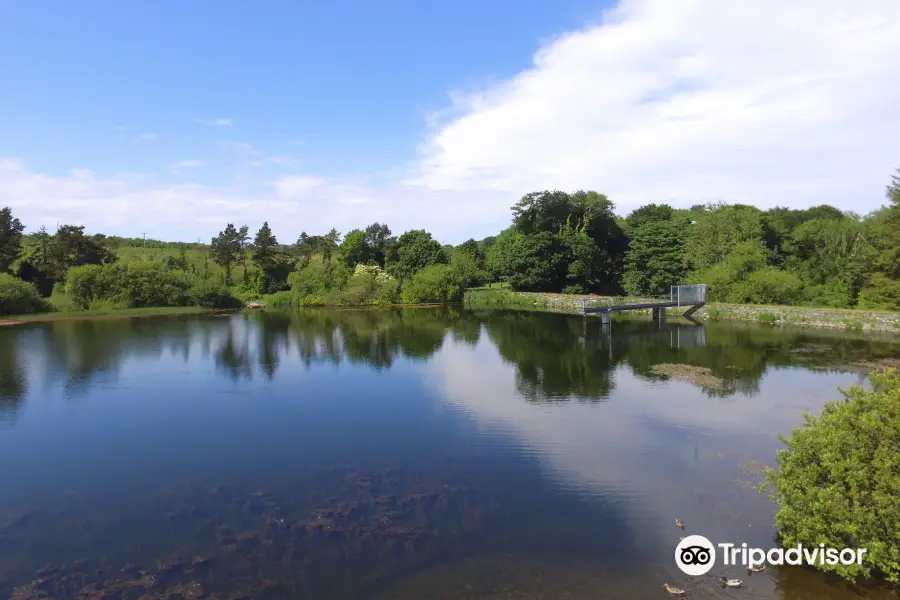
[477,312,900,401]
[255,311,291,380]
[244,309,450,371]
[4,309,898,406]
[480,311,616,401]
[214,320,253,381]
[0,328,28,425]
[34,318,197,398]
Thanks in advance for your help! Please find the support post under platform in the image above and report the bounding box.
[601,311,610,325]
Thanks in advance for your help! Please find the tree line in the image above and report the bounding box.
[0,167,898,314]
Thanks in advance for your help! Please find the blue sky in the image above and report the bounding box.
[2,0,899,243]
[1,0,599,178]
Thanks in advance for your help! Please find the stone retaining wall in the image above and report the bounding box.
[487,292,900,333]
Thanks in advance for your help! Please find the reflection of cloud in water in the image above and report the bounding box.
[430,338,862,548]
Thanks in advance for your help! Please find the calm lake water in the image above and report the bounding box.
[1,308,898,599]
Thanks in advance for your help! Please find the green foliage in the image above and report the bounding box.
[0,207,25,273]
[187,279,241,308]
[684,204,765,272]
[691,241,769,301]
[623,203,675,233]
[486,229,566,292]
[757,311,777,324]
[340,229,370,268]
[509,190,626,293]
[389,229,446,280]
[400,264,465,304]
[857,274,900,311]
[463,288,547,309]
[342,264,400,305]
[251,222,279,270]
[733,268,805,305]
[623,215,689,296]
[761,370,900,584]
[5,166,900,312]
[0,272,48,314]
[65,263,191,309]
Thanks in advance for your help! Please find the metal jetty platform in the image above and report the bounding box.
[577,284,707,324]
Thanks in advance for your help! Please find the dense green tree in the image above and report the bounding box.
[456,238,479,260]
[364,223,394,266]
[0,207,25,273]
[507,190,626,292]
[251,222,279,271]
[623,216,690,296]
[295,232,313,268]
[211,224,242,284]
[52,225,117,269]
[477,236,496,270]
[389,229,446,280]
[623,203,675,233]
[784,217,867,306]
[874,168,900,279]
[684,204,765,272]
[486,229,566,291]
[237,225,250,275]
[340,229,371,268]
[321,228,341,263]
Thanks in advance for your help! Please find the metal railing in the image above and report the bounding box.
[670,284,706,306]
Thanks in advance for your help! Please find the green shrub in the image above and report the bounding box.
[857,274,900,311]
[463,288,535,309]
[65,263,191,309]
[288,260,350,299]
[757,311,777,324]
[760,370,900,584]
[116,263,191,307]
[263,290,297,309]
[0,273,49,314]
[188,280,241,308]
[737,268,804,305]
[65,264,111,309]
[340,265,400,306]
[401,264,465,304]
[802,278,856,308]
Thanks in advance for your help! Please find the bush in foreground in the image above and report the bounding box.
[760,369,900,584]
[0,273,49,314]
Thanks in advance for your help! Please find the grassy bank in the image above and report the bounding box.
[463,288,900,333]
[0,305,231,326]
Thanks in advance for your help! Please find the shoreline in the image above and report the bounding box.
[464,289,900,333]
[4,294,899,334]
[0,306,235,326]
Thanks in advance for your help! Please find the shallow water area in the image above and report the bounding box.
[1,308,897,599]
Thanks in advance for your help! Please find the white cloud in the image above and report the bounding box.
[409,0,900,215]
[195,118,232,127]
[270,174,327,197]
[137,133,155,141]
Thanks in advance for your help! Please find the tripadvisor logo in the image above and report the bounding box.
[674,535,868,576]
